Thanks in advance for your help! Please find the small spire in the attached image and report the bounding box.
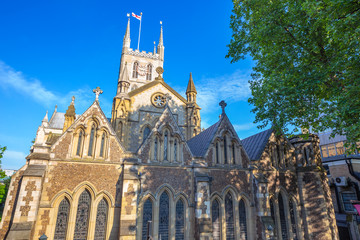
[186,72,197,94]
[158,21,163,47]
[219,100,227,116]
[71,96,75,105]
[123,15,131,49]
[153,41,156,54]
[54,105,58,112]
[41,111,49,127]
[93,87,103,101]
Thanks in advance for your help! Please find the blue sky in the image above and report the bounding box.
[0,0,261,170]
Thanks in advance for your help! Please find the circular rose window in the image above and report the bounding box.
[151,93,166,108]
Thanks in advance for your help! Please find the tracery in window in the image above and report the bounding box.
[133,62,139,78]
[74,190,91,240]
[224,138,228,164]
[239,199,248,240]
[225,193,235,240]
[88,125,95,156]
[100,133,106,158]
[164,131,168,161]
[142,199,153,240]
[279,194,288,240]
[175,199,185,240]
[174,139,178,162]
[154,137,158,161]
[54,198,70,240]
[146,64,152,80]
[158,192,170,240]
[76,130,84,156]
[212,199,221,240]
[94,198,108,240]
[143,127,151,142]
[289,200,298,240]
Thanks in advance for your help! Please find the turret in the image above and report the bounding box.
[63,96,76,132]
[123,17,131,51]
[157,22,164,61]
[186,72,197,103]
[116,62,131,96]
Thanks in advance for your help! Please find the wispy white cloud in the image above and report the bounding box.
[233,122,254,131]
[196,70,251,113]
[2,150,27,169]
[0,61,111,114]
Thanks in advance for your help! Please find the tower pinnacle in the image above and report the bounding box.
[186,73,197,102]
[157,21,165,61]
[123,16,131,50]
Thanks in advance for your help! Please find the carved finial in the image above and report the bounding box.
[219,100,227,115]
[155,67,164,81]
[93,87,103,101]
[71,96,75,105]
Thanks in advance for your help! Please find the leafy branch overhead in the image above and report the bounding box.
[227,0,360,150]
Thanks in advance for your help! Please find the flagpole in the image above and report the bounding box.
[137,12,142,50]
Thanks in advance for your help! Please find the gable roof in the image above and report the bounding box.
[187,120,221,158]
[241,129,273,161]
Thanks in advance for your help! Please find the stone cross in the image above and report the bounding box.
[93,87,103,101]
[219,100,227,115]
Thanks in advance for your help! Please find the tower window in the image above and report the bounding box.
[133,62,139,78]
[146,64,152,80]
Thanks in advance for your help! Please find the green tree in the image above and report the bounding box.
[0,146,8,221]
[227,0,360,151]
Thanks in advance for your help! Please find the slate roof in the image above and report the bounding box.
[241,129,273,161]
[48,112,80,129]
[187,120,221,157]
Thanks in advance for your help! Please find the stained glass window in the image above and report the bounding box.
[74,190,91,240]
[174,139,177,162]
[133,62,138,78]
[289,200,298,240]
[54,198,70,240]
[164,131,168,161]
[88,126,95,156]
[158,192,169,240]
[142,199,153,240]
[224,138,228,164]
[175,199,185,240]
[216,142,219,164]
[279,194,288,240]
[154,137,158,161]
[100,133,105,157]
[270,198,277,237]
[147,64,152,80]
[94,198,108,240]
[225,193,235,240]
[143,127,151,142]
[76,131,83,156]
[239,199,248,240]
[212,199,221,240]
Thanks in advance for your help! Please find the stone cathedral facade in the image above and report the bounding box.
[0,20,339,240]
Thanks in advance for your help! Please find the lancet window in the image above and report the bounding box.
[154,137,158,161]
[74,190,91,240]
[76,130,84,156]
[94,198,108,240]
[224,138,228,164]
[100,133,106,158]
[158,192,170,240]
[174,139,178,162]
[232,142,236,164]
[225,193,235,240]
[216,142,219,164]
[133,62,139,78]
[175,199,185,240]
[54,198,70,240]
[164,131,168,161]
[289,199,298,240]
[142,199,153,240]
[239,199,248,240]
[146,64,152,80]
[279,194,288,240]
[212,199,221,240]
[88,125,95,156]
[270,198,277,237]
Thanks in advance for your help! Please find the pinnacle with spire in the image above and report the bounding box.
[157,21,165,61]
[116,62,131,97]
[123,15,131,50]
[186,73,197,103]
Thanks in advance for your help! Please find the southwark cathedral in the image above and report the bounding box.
[0,19,339,240]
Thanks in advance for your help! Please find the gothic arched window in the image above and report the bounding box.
[94,198,108,240]
[174,139,178,162]
[212,199,221,240]
[239,199,248,240]
[76,130,84,156]
[133,62,139,78]
[54,198,70,240]
[270,198,277,237]
[146,64,152,80]
[88,125,95,156]
[100,133,106,158]
[289,199,298,240]
[216,142,219,164]
[225,193,235,240]
[164,131,168,161]
[279,194,289,240]
[143,127,151,142]
[74,190,91,240]
[154,137,158,161]
[224,138,228,164]
[232,143,236,164]
[142,198,153,240]
[158,192,170,240]
[175,199,185,240]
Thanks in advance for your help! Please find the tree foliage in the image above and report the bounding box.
[227,0,360,150]
[0,146,7,221]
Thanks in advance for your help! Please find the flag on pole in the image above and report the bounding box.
[132,12,142,20]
